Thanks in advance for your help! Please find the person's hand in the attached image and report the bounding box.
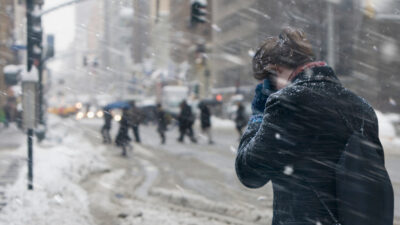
[251,79,272,115]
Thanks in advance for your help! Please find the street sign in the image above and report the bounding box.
[11,45,27,51]
[22,81,37,130]
[22,67,39,130]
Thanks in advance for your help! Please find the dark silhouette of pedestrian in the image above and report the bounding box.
[234,102,247,137]
[115,108,131,156]
[236,27,393,225]
[127,100,142,143]
[198,102,214,144]
[156,103,168,144]
[101,108,112,143]
[177,100,197,143]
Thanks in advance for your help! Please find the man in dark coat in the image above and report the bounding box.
[199,103,214,144]
[127,100,142,143]
[101,108,112,143]
[115,108,131,156]
[156,103,168,144]
[234,102,247,137]
[177,100,197,143]
[236,28,390,225]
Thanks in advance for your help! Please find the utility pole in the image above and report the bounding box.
[26,0,35,190]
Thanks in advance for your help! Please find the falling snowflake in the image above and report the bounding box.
[248,49,255,57]
[389,98,397,106]
[230,146,236,154]
[283,165,294,175]
[257,196,267,201]
[212,24,221,32]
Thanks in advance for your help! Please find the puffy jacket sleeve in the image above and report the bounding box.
[235,93,305,188]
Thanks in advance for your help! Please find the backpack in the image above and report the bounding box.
[309,112,394,225]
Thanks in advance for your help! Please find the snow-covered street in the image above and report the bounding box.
[0,112,399,225]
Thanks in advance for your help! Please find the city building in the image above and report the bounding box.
[211,0,400,112]
[211,0,260,99]
[0,0,26,109]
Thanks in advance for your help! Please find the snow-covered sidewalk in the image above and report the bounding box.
[0,116,109,225]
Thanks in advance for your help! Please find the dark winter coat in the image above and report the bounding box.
[199,105,211,129]
[127,106,143,126]
[178,103,194,129]
[156,109,168,132]
[115,112,131,146]
[235,105,247,129]
[103,111,112,129]
[236,65,384,225]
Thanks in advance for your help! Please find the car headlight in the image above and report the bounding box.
[114,115,122,122]
[75,102,83,109]
[96,111,104,118]
[76,112,84,120]
[87,111,95,119]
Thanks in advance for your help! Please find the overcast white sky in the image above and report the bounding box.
[42,0,76,52]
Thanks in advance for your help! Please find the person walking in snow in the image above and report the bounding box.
[177,100,197,143]
[127,100,142,143]
[156,103,168,144]
[234,102,247,137]
[198,102,214,144]
[101,108,112,144]
[235,27,393,225]
[115,108,131,156]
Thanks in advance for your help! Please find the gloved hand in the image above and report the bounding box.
[251,79,272,115]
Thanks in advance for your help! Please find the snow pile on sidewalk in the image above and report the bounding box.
[376,111,400,154]
[0,116,110,225]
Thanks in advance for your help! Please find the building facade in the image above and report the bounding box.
[211,0,400,112]
[0,0,25,108]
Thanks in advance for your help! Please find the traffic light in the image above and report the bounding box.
[191,0,207,25]
[45,35,55,59]
[27,5,43,70]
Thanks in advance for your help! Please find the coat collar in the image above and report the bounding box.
[289,61,341,85]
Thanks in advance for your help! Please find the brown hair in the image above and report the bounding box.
[252,27,315,80]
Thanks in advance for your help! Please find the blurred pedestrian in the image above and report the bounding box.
[127,100,142,143]
[2,105,9,128]
[156,103,168,144]
[115,108,131,156]
[198,102,214,144]
[101,108,112,144]
[235,27,393,225]
[234,102,247,137]
[177,100,197,143]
